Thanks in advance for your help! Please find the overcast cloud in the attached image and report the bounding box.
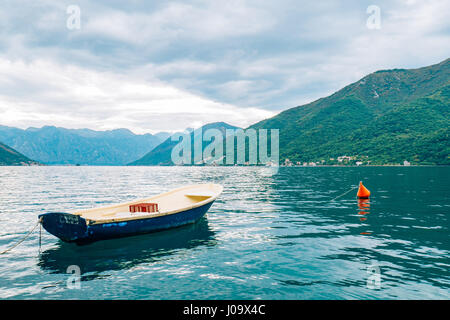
[0,0,449,133]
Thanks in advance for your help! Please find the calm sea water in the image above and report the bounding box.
[0,166,448,299]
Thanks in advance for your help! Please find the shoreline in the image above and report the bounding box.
[1,164,448,168]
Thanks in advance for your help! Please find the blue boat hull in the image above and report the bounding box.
[39,201,214,245]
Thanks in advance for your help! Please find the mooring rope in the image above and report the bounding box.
[0,218,42,255]
[331,186,359,201]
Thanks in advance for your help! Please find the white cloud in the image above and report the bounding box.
[0,58,274,133]
[0,0,448,132]
[81,1,276,46]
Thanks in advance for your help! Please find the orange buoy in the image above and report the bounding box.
[357,181,370,199]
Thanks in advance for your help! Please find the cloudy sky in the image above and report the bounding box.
[0,0,449,133]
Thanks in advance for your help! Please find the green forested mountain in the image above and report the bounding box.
[129,122,240,165]
[0,141,39,166]
[130,59,449,166]
[250,58,450,165]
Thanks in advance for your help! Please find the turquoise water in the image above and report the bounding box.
[0,166,448,299]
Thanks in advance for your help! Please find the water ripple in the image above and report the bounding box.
[0,166,448,299]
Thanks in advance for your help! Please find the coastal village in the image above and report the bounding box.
[281,156,412,167]
[196,156,414,167]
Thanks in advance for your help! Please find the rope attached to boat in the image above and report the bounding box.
[0,218,43,255]
[331,186,359,201]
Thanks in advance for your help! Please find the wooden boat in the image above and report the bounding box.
[39,184,223,244]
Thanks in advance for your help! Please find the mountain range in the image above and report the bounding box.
[249,58,449,165]
[0,126,169,165]
[1,58,448,166]
[129,58,449,166]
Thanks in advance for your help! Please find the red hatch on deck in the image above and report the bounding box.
[129,203,159,213]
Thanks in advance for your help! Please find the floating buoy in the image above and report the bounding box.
[357,181,370,199]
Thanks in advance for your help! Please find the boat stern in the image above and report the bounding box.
[38,212,89,243]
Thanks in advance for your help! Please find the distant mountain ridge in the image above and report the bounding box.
[129,122,241,165]
[0,125,168,165]
[0,141,39,166]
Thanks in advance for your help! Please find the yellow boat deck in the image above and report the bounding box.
[72,184,223,224]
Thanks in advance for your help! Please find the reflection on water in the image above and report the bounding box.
[358,199,371,231]
[0,166,449,299]
[38,218,216,280]
[358,198,370,215]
